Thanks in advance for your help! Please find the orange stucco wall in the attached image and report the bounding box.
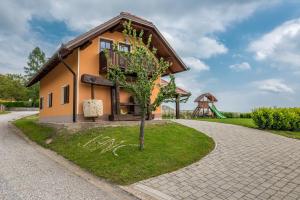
[39,30,161,121]
[39,50,78,119]
[78,31,161,118]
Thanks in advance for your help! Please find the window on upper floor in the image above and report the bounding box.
[118,43,131,68]
[100,39,113,52]
[119,43,130,52]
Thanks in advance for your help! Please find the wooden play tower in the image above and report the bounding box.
[192,93,218,117]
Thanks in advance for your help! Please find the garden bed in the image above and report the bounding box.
[14,115,214,185]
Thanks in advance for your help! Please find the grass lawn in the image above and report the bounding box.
[196,118,300,140]
[196,118,257,128]
[14,115,214,185]
[0,111,10,115]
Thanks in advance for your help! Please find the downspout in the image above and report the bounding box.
[58,51,77,123]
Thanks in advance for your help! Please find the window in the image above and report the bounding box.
[61,85,69,104]
[119,43,130,52]
[100,39,113,52]
[118,43,130,68]
[48,93,53,108]
[39,97,44,110]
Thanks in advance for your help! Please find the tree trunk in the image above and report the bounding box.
[139,113,146,150]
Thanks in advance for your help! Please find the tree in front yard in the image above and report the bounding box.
[24,47,46,106]
[106,21,177,150]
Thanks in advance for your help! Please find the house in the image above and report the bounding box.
[27,12,189,122]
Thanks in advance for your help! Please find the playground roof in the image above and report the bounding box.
[194,93,218,102]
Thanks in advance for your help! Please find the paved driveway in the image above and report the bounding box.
[0,112,135,200]
[132,119,300,200]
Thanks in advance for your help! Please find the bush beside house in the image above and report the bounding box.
[1,101,39,108]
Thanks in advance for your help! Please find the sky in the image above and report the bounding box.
[0,0,300,112]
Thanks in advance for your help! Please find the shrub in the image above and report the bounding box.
[180,110,193,119]
[252,107,300,131]
[221,112,251,118]
[240,112,252,118]
[162,113,175,119]
[222,112,236,118]
[1,101,38,108]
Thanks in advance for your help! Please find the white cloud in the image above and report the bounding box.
[229,62,251,71]
[183,57,209,71]
[249,18,300,69]
[0,0,280,74]
[253,79,294,93]
[162,33,228,59]
[196,37,228,59]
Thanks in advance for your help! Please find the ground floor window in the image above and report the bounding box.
[48,93,53,107]
[61,85,70,104]
[39,97,44,110]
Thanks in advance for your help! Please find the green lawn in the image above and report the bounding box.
[14,115,214,185]
[196,118,257,128]
[196,118,300,140]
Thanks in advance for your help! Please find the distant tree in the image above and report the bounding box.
[24,47,46,79]
[106,21,177,150]
[0,74,28,101]
[24,47,46,105]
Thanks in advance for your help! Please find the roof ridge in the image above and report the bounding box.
[120,12,153,24]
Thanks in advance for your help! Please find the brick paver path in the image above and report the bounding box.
[133,120,300,200]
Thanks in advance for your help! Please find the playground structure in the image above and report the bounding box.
[192,93,226,118]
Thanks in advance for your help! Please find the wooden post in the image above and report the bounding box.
[110,86,116,120]
[115,82,120,115]
[175,95,180,119]
[90,84,95,122]
[91,84,95,99]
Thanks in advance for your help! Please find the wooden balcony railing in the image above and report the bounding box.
[99,51,128,73]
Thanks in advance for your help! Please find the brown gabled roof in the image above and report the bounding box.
[161,79,190,97]
[194,93,218,102]
[27,12,188,87]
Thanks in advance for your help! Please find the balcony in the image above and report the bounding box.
[99,51,127,73]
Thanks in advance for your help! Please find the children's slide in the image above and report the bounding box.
[209,104,226,119]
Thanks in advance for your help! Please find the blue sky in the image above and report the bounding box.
[0,0,300,112]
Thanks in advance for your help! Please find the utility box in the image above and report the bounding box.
[83,100,103,118]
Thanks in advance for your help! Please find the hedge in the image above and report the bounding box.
[252,107,300,131]
[0,101,39,108]
[221,112,252,118]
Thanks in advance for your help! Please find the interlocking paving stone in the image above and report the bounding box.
[133,119,300,200]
